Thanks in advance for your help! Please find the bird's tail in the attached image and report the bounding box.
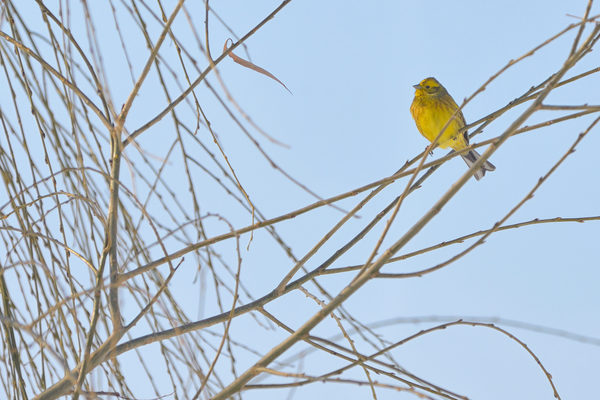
[461,149,496,181]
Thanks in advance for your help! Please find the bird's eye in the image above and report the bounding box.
[425,85,430,89]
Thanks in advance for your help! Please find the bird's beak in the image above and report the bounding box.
[413,84,422,90]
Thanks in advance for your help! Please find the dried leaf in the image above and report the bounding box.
[223,39,292,94]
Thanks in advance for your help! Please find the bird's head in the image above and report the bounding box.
[413,77,445,96]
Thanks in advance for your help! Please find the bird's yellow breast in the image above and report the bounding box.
[410,95,468,150]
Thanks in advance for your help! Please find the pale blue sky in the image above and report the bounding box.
[204,2,600,399]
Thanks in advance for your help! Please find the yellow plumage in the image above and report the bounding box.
[410,77,495,181]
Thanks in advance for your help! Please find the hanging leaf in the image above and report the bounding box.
[223,39,292,94]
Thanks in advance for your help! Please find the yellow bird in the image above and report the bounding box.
[410,77,495,181]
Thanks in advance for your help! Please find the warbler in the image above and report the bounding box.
[410,77,495,181]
